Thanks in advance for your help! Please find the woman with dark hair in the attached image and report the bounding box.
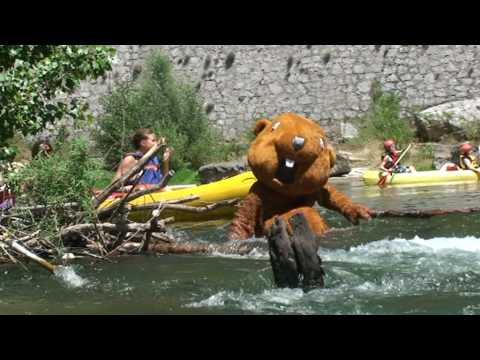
[112,128,173,192]
[31,139,53,159]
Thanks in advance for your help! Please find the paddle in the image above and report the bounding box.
[377,144,412,187]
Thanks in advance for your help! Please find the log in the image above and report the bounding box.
[371,207,480,219]
[160,199,240,213]
[60,217,175,240]
[5,240,56,273]
[266,213,325,291]
[267,217,300,288]
[13,203,80,216]
[289,213,325,290]
[93,142,166,208]
[1,225,57,273]
[147,241,212,254]
[101,170,176,220]
[96,193,199,219]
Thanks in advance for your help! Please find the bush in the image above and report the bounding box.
[354,82,415,149]
[408,144,435,171]
[168,168,199,185]
[94,51,230,171]
[7,138,105,213]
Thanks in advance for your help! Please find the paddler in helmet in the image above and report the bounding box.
[458,143,480,174]
[440,143,480,173]
[379,139,416,174]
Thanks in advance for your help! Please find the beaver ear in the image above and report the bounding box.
[327,144,336,168]
[254,118,272,137]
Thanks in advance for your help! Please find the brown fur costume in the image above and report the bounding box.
[228,113,372,240]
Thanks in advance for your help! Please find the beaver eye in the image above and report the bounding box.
[319,138,325,149]
[272,122,281,131]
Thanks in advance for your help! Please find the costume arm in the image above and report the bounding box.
[316,184,372,225]
[228,191,263,240]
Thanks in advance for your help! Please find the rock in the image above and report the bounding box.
[431,143,457,169]
[198,160,249,184]
[199,152,350,184]
[415,98,480,142]
[340,121,358,139]
[330,152,351,177]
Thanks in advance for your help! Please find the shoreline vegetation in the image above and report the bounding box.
[2,48,480,274]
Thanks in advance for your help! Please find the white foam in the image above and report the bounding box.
[186,235,480,314]
[54,266,88,289]
[322,235,480,264]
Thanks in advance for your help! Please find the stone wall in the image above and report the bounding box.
[71,45,480,142]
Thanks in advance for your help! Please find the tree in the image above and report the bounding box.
[94,51,226,170]
[0,45,115,160]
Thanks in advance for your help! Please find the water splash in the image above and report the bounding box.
[54,266,89,289]
[187,235,480,314]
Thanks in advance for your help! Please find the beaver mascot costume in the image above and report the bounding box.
[228,113,372,289]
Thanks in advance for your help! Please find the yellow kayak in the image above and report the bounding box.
[362,169,480,186]
[98,171,257,222]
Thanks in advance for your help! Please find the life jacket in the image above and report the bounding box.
[125,151,164,185]
[459,153,479,170]
[382,151,399,170]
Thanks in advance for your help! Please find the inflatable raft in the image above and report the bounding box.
[362,169,480,186]
[98,171,257,222]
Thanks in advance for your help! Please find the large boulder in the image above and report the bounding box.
[431,143,457,169]
[199,153,352,184]
[330,152,351,177]
[415,98,480,142]
[198,160,249,184]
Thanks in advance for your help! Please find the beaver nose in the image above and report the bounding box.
[292,136,305,151]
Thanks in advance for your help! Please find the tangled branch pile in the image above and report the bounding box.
[0,142,260,273]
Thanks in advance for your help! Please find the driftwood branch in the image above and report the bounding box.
[13,203,80,216]
[96,193,198,219]
[159,198,240,213]
[371,207,480,218]
[121,170,176,203]
[60,217,175,240]
[93,142,166,208]
[0,238,57,273]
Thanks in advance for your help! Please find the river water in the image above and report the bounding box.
[2,178,480,315]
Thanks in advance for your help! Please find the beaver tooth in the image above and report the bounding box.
[285,159,295,168]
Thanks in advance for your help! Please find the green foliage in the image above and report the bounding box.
[169,168,200,185]
[408,144,435,171]
[89,168,115,189]
[460,118,480,142]
[7,138,105,214]
[94,50,229,171]
[355,82,415,148]
[0,45,115,150]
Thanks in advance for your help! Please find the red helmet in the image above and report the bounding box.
[460,143,474,154]
[383,139,395,150]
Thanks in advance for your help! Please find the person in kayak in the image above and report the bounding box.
[439,143,480,173]
[112,128,173,192]
[379,139,416,174]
